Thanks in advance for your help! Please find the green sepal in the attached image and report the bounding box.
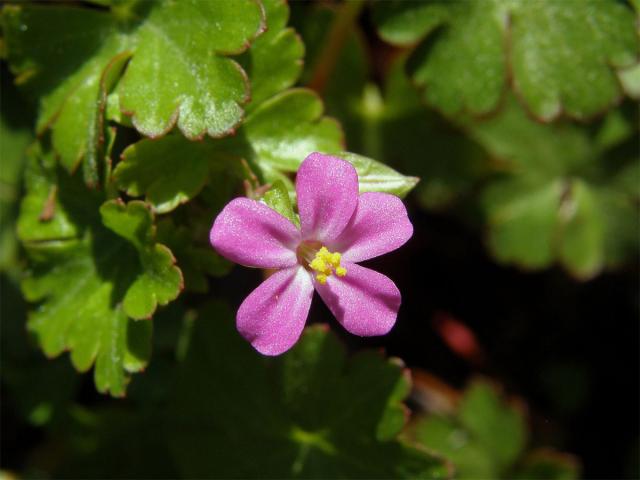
[262,180,299,227]
[337,152,419,199]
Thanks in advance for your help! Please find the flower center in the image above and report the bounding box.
[296,241,347,285]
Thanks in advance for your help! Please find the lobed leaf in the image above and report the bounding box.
[113,89,344,212]
[293,16,486,209]
[374,0,638,121]
[118,0,264,139]
[113,135,214,213]
[18,145,182,396]
[168,302,450,479]
[509,0,638,121]
[100,200,183,320]
[483,178,561,270]
[473,98,639,278]
[239,0,305,110]
[411,416,497,479]
[2,5,127,184]
[2,0,265,179]
[294,13,638,278]
[458,382,527,471]
[408,379,531,480]
[238,88,345,176]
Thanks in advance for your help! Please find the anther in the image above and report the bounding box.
[307,245,347,283]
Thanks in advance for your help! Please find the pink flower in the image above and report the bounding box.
[210,153,413,355]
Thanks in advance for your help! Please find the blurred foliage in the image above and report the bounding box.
[1,0,638,477]
[471,100,639,278]
[373,0,638,121]
[294,1,639,278]
[406,380,579,479]
[0,63,32,276]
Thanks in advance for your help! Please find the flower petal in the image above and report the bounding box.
[332,192,413,263]
[237,267,314,355]
[296,152,359,242]
[314,262,401,336]
[210,197,300,269]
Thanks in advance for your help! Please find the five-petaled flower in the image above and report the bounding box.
[210,153,413,355]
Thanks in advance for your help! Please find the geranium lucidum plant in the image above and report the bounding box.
[210,153,413,355]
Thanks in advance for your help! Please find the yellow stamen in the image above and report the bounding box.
[309,257,327,273]
[307,245,347,283]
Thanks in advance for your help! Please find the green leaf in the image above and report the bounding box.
[113,135,214,213]
[371,2,451,46]
[483,178,561,270]
[2,1,265,176]
[1,5,129,186]
[0,70,33,274]
[337,152,419,199]
[400,1,505,117]
[374,0,638,120]
[168,302,450,479]
[156,217,231,293]
[594,108,635,151]
[17,143,96,244]
[471,98,638,278]
[100,200,183,319]
[22,234,152,397]
[291,18,486,209]
[113,133,248,214]
[484,175,635,278]
[262,180,298,226]
[114,89,343,212]
[239,0,304,110]
[409,379,528,479]
[410,416,497,480]
[18,146,183,396]
[513,450,580,480]
[464,101,594,178]
[236,88,345,176]
[618,63,640,99]
[118,1,264,138]
[557,180,605,278]
[508,1,638,121]
[458,382,527,471]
